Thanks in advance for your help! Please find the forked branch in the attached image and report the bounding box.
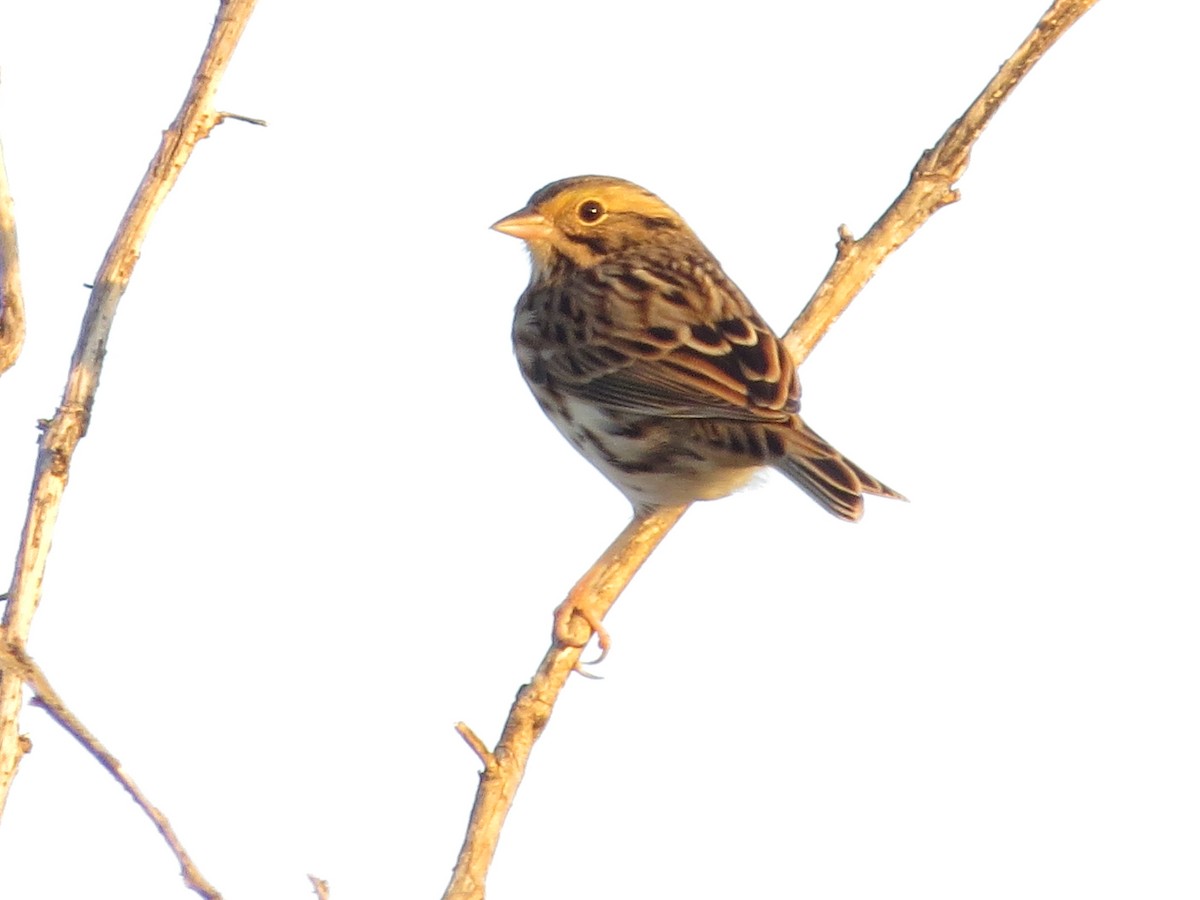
[0,642,222,898]
[0,0,260,895]
[443,2,1099,898]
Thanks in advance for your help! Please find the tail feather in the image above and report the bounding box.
[774,420,904,521]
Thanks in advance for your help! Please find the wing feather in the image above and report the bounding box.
[530,250,801,424]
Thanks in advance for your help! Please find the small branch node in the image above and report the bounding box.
[834,224,857,261]
[455,722,495,769]
[309,874,331,900]
[216,111,269,128]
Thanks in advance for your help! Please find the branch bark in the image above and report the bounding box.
[0,134,24,377]
[442,2,1099,897]
[0,1,260,893]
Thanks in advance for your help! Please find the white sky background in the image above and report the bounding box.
[1,2,1197,898]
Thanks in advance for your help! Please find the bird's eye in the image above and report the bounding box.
[577,200,605,223]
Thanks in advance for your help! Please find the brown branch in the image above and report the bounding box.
[0,133,25,377]
[441,2,1099,898]
[444,505,686,899]
[783,0,1098,361]
[0,642,221,898]
[0,0,259,891]
[455,722,496,769]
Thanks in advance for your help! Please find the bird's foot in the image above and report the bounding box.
[553,595,611,669]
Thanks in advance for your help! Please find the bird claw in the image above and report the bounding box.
[553,596,611,670]
[571,661,605,680]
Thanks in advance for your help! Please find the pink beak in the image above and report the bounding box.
[491,209,554,241]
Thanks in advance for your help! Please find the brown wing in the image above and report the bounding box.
[528,250,800,424]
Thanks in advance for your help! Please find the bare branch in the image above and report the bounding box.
[783,0,1099,363]
[216,111,269,127]
[0,135,24,376]
[455,722,496,770]
[0,0,260,890]
[442,2,1099,897]
[0,641,221,898]
[444,506,686,898]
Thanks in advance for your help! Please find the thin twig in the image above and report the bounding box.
[217,111,269,127]
[0,134,25,377]
[441,2,1099,898]
[782,0,1099,361]
[0,642,221,898]
[455,722,496,769]
[0,0,259,891]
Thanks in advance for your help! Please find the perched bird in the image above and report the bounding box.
[494,176,901,652]
[494,175,900,518]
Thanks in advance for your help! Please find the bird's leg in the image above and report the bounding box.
[551,504,688,666]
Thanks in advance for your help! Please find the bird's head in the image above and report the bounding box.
[492,175,693,275]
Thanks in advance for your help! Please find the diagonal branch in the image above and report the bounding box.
[0,641,221,898]
[442,2,1099,898]
[0,0,260,890]
[445,506,687,898]
[783,0,1097,361]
